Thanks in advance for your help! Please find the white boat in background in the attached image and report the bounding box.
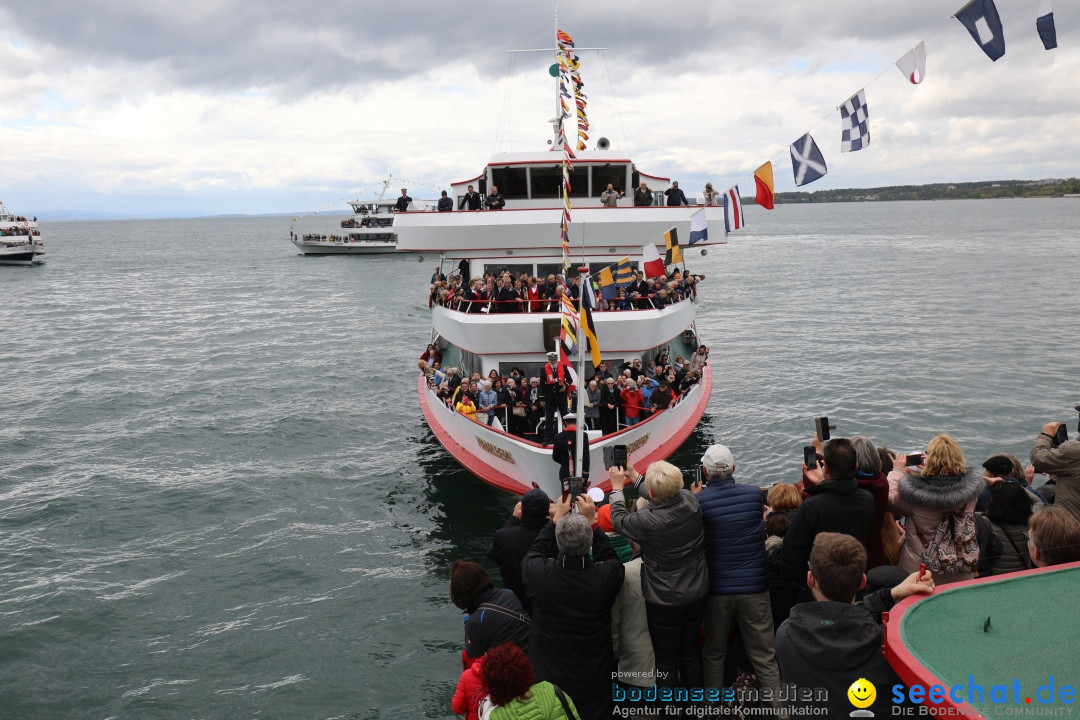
[417,27,715,499]
[0,202,44,266]
[290,198,400,255]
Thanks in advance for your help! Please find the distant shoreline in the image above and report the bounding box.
[774,177,1080,204]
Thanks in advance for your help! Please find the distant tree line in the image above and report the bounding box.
[773,178,1080,204]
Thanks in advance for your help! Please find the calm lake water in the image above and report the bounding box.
[1,199,1078,719]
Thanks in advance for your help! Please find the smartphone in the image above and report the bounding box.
[815,416,832,442]
[603,444,629,469]
[560,477,571,502]
[803,445,818,470]
[906,452,925,466]
[694,465,706,487]
[1053,424,1068,448]
[568,477,584,502]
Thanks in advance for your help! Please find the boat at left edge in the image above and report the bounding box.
[0,201,45,266]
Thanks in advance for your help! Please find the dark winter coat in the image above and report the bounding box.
[782,476,875,591]
[696,476,768,595]
[463,587,530,659]
[487,514,549,609]
[522,522,624,704]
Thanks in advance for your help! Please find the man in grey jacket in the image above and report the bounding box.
[1030,420,1080,523]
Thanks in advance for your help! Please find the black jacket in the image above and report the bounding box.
[552,427,590,480]
[782,476,875,590]
[487,515,549,609]
[437,196,453,211]
[463,587,530,659]
[664,187,688,206]
[395,195,412,211]
[459,192,481,210]
[484,193,505,210]
[776,597,913,718]
[522,522,624,704]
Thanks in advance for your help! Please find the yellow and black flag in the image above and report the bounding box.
[664,227,682,266]
[580,278,602,367]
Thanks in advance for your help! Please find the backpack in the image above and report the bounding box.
[921,511,979,575]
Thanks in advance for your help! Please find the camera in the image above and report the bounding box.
[814,416,835,442]
[803,445,818,470]
[905,452,925,466]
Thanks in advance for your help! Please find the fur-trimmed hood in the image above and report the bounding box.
[897,467,984,510]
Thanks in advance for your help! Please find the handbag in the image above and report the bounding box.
[512,406,527,417]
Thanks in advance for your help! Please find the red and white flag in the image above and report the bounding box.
[641,242,665,279]
[896,41,927,84]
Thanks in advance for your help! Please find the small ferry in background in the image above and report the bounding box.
[290,198,400,255]
[0,202,45,266]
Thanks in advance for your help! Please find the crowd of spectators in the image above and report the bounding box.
[448,422,1080,719]
[429,265,701,314]
[420,346,708,443]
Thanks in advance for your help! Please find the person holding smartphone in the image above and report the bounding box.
[1030,420,1080,524]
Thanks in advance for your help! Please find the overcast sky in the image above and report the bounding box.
[1,0,1077,217]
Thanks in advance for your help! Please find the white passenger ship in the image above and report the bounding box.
[417,28,716,498]
[0,202,45,266]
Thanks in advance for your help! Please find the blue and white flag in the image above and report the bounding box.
[1038,0,1057,50]
[954,0,1006,62]
[723,186,744,232]
[689,209,709,244]
[840,90,869,153]
[790,133,828,187]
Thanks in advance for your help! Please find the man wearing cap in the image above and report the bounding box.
[651,379,674,411]
[487,489,552,610]
[551,414,590,483]
[394,188,412,212]
[691,445,782,696]
[541,351,569,445]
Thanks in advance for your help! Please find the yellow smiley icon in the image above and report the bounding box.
[848,678,877,709]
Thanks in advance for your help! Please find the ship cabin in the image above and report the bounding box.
[449,151,671,210]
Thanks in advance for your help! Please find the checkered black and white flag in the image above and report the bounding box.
[840,90,870,153]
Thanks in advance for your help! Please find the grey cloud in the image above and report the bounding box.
[0,0,980,96]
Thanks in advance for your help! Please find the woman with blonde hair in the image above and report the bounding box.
[766,484,802,515]
[606,460,709,694]
[887,434,983,583]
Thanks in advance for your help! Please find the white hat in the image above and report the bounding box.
[701,444,735,475]
[547,351,558,359]
[587,487,605,503]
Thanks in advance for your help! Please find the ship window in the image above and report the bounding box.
[490,167,528,200]
[529,166,562,200]
[536,263,565,280]
[483,263,532,279]
[499,362,547,381]
[591,165,629,197]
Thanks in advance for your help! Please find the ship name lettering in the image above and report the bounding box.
[476,437,517,465]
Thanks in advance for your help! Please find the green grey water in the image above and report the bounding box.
[1,200,1078,719]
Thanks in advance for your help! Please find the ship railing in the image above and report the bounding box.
[429,292,697,314]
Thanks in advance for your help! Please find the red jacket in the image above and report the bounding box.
[620,389,645,419]
[451,656,485,720]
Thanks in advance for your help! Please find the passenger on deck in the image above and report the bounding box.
[478,381,499,427]
[501,378,526,436]
[601,183,624,207]
[599,378,620,435]
[687,345,708,374]
[552,414,590,482]
[664,181,689,207]
[437,190,453,212]
[421,344,442,366]
[620,381,645,427]
[456,393,477,422]
[584,380,600,431]
[526,378,543,438]
[484,186,505,210]
[395,188,412,212]
[542,352,569,445]
[634,182,652,207]
[459,185,481,211]
[650,379,673,412]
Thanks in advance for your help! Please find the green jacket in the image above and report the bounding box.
[490,681,577,720]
